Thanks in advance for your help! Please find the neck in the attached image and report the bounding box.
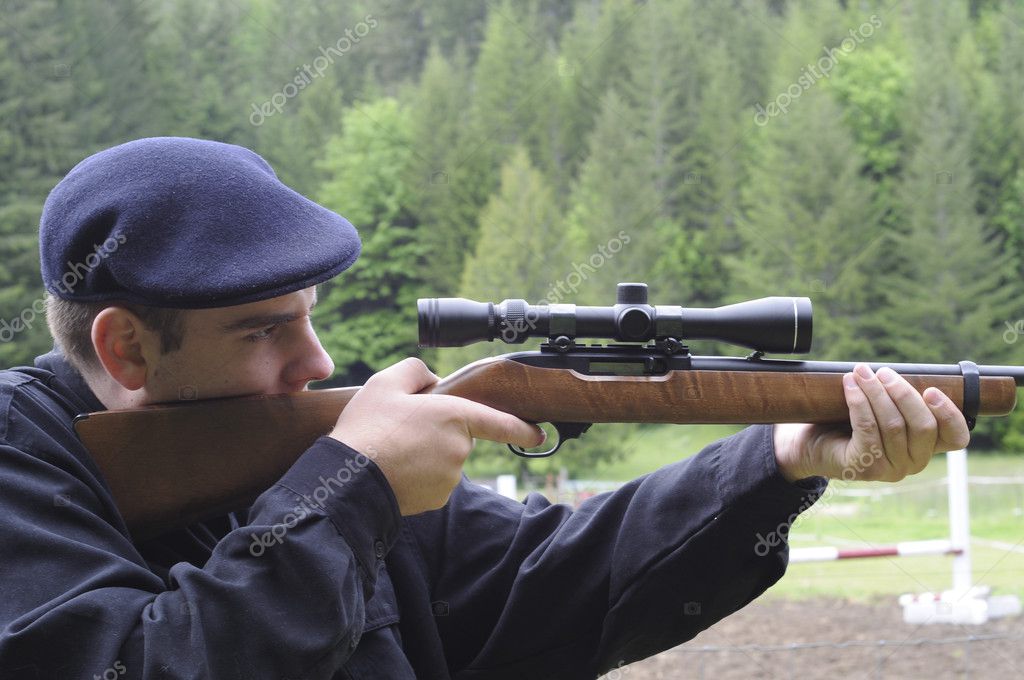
[82,370,148,411]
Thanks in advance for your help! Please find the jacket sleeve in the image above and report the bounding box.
[405,424,827,679]
[0,421,401,680]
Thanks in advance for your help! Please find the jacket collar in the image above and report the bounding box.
[34,346,107,413]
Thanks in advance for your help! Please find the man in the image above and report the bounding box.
[0,137,968,679]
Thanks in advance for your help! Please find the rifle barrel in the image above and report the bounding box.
[679,357,1024,386]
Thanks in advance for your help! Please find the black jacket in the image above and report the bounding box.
[0,350,825,679]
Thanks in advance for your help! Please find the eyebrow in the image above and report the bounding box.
[220,291,319,333]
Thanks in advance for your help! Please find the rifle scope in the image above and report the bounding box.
[418,282,812,354]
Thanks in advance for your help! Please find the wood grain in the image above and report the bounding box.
[429,359,1018,423]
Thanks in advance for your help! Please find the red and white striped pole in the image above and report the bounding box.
[790,540,962,564]
[789,449,971,570]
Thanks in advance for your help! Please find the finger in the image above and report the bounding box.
[371,357,440,394]
[852,364,907,475]
[876,367,937,473]
[922,387,971,451]
[843,370,884,473]
[457,399,547,449]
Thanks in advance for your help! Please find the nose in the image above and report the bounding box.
[283,321,335,390]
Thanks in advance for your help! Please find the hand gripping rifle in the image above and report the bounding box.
[74,283,1023,539]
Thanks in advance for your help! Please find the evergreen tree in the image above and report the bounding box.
[620,0,698,220]
[543,0,639,194]
[454,147,629,476]
[438,146,567,375]
[734,87,882,360]
[691,0,779,103]
[421,1,490,59]
[57,0,163,147]
[0,0,76,367]
[313,98,424,385]
[255,81,346,198]
[973,2,1024,281]
[880,103,1019,364]
[562,89,670,305]
[465,0,552,201]
[656,38,747,307]
[458,147,565,298]
[148,0,252,143]
[876,7,1020,366]
[404,44,479,295]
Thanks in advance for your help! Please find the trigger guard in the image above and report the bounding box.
[508,422,593,458]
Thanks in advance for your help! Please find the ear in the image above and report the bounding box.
[91,307,154,391]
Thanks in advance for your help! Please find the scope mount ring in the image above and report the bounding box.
[508,422,593,458]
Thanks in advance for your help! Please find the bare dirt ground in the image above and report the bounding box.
[610,597,1024,680]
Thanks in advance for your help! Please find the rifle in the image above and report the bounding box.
[74,283,1023,539]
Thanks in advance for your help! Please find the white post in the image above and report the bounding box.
[496,474,518,500]
[947,449,972,594]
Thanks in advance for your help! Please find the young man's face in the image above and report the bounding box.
[141,287,334,404]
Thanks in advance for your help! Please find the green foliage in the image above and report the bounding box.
[0,0,76,365]
[404,44,480,295]
[314,98,425,383]
[467,0,553,198]
[563,89,669,303]
[442,146,569,375]
[998,400,1024,453]
[734,87,883,359]
[825,46,909,180]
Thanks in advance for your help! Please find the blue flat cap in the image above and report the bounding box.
[40,137,361,308]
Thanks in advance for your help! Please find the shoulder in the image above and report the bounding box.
[0,366,56,439]
[0,364,130,534]
[0,364,100,479]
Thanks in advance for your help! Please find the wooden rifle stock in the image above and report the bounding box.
[74,356,1021,540]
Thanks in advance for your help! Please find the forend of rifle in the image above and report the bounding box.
[417,282,812,354]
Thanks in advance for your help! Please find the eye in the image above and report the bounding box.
[247,324,279,342]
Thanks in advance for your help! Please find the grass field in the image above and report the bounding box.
[470,423,1024,602]
[775,450,1024,601]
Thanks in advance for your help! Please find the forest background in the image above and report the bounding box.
[3,0,1023,473]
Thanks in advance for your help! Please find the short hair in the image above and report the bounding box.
[45,295,187,375]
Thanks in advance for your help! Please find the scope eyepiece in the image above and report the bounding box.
[417,283,812,354]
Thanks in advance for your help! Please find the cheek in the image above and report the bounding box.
[215,348,280,388]
[168,346,279,399]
